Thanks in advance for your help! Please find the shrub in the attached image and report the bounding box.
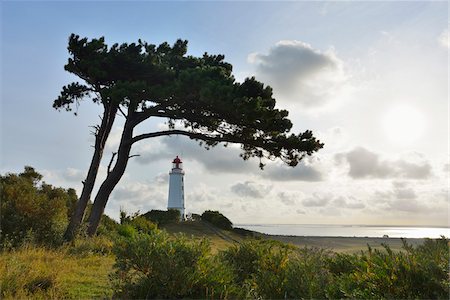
[111,229,240,299]
[142,209,180,225]
[329,239,450,299]
[220,239,292,299]
[201,210,233,231]
[0,167,76,248]
[284,247,334,299]
[96,214,121,238]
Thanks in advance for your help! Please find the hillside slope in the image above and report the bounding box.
[160,220,244,252]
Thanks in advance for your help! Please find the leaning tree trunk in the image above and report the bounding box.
[86,120,134,236]
[63,104,118,242]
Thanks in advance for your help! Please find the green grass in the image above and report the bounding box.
[161,220,243,252]
[0,246,114,299]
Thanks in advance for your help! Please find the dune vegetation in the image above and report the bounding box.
[1,167,449,299]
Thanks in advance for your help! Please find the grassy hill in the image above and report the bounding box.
[160,220,245,252]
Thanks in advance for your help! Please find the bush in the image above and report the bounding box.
[327,238,450,299]
[201,210,233,231]
[285,247,334,299]
[96,214,121,239]
[220,239,292,299]
[0,167,77,248]
[142,209,180,225]
[111,229,240,299]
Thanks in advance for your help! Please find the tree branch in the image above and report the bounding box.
[131,130,245,146]
[118,106,128,119]
[107,152,117,174]
[129,154,140,159]
[89,124,101,136]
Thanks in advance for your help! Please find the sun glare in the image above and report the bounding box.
[381,104,426,146]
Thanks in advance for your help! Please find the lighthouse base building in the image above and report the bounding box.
[167,156,185,220]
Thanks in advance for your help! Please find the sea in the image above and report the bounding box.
[235,224,450,239]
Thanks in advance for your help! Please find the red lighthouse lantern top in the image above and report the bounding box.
[172,156,182,169]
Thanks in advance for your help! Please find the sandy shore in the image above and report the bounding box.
[260,234,426,253]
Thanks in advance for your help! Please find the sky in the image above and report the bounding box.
[1,1,449,226]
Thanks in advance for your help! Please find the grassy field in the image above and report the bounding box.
[0,246,114,299]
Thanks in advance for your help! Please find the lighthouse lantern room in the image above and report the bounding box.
[167,156,185,220]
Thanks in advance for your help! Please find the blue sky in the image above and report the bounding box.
[1,1,448,226]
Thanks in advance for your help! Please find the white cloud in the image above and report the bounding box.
[230,181,272,198]
[261,160,324,182]
[302,192,332,207]
[249,40,347,108]
[111,181,166,209]
[153,173,169,184]
[61,167,85,182]
[386,198,427,213]
[278,191,303,206]
[333,196,365,209]
[335,147,432,179]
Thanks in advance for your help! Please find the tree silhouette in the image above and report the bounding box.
[55,34,324,237]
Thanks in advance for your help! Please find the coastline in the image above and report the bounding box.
[259,234,427,253]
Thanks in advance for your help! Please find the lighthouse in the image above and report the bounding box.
[167,156,185,220]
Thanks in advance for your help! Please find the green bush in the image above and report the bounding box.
[327,238,450,299]
[0,167,77,248]
[285,247,334,299]
[142,209,180,225]
[201,210,233,231]
[220,239,292,299]
[96,214,121,238]
[111,229,240,299]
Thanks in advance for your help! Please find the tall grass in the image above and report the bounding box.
[0,241,114,299]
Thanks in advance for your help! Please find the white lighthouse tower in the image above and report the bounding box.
[167,156,185,220]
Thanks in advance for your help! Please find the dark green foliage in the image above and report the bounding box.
[0,167,77,248]
[201,210,233,231]
[142,209,180,225]
[111,229,240,299]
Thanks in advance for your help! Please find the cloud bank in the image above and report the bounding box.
[249,40,347,108]
[335,147,432,179]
